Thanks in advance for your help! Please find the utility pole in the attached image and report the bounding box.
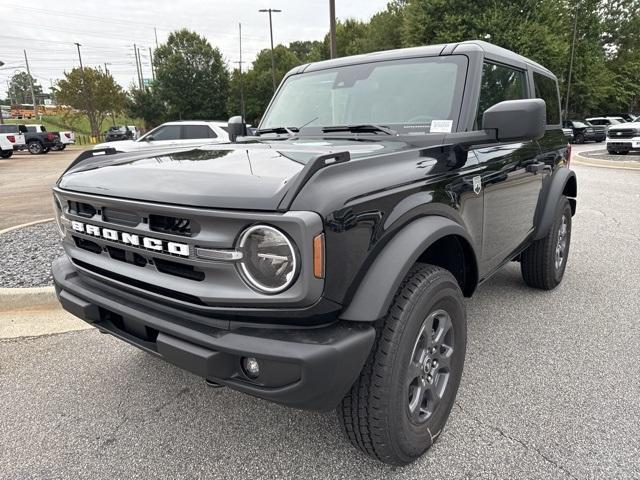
[137,47,144,88]
[23,50,37,117]
[0,60,4,124]
[237,23,246,121]
[133,44,142,89]
[259,8,282,91]
[154,27,158,48]
[149,47,155,81]
[74,42,84,70]
[564,4,578,121]
[329,0,337,59]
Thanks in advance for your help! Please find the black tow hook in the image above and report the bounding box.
[205,379,225,388]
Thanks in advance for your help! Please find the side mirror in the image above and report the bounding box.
[144,135,154,142]
[483,99,546,142]
[227,115,247,142]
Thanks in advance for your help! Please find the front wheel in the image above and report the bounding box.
[27,141,43,154]
[575,133,585,144]
[337,264,466,465]
[521,197,572,290]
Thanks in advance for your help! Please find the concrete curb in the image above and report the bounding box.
[0,286,57,311]
[0,217,55,235]
[573,152,640,170]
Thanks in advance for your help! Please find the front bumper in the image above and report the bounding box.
[52,256,375,411]
[606,137,640,151]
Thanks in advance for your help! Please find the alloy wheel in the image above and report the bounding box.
[555,215,568,270]
[407,309,454,424]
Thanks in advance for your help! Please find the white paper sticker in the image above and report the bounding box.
[430,120,453,133]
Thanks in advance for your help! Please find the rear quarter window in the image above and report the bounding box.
[533,72,560,125]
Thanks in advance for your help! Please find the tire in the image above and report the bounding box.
[58,144,66,150]
[42,147,50,154]
[27,141,43,154]
[521,197,572,290]
[619,151,629,155]
[0,150,13,159]
[337,264,467,465]
[575,133,585,144]
[607,149,618,155]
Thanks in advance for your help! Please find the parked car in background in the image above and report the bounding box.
[26,124,74,151]
[563,120,606,143]
[585,117,626,132]
[562,127,574,142]
[127,125,140,140]
[0,130,26,158]
[105,125,134,142]
[605,118,640,154]
[599,113,636,122]
[93,120,229,152]
[0,124,59,154]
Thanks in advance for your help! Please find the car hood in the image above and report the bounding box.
[58,139,414,210]
[608,122,640,130]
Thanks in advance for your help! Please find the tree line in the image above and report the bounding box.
[13,0,638,134]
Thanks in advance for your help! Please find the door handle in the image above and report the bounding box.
[526,162,552,174]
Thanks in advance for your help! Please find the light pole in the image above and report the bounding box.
[329,0,337,59]
[0,60,4,124]
[259,8,282,91]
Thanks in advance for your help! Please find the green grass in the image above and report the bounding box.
[4,114,143,135]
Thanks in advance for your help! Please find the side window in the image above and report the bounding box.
[533,72,560,125]
[150,125,181,141]
[182,125,216,139]
[476,62,526,128]
[26,126,36,133]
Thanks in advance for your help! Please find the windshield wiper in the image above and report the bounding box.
[256,126,299,136]
[321,124,397,135]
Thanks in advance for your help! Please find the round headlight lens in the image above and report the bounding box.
[237,225,298,294]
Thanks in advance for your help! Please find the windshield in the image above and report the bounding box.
[260,56,468,134]
[572,121,588,128]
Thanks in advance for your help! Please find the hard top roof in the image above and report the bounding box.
[299,40,556,79]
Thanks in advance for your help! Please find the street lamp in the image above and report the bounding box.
[0,60,4,124]
[258,8,282,91]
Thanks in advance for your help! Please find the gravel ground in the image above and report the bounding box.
[581,148,640,162]
[0,221,64,288]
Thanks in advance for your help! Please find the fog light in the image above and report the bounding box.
[242,357,260,378]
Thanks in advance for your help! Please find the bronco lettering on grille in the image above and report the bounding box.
[70,221,189,257]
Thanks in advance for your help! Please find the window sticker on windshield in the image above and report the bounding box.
[430,120,453,133]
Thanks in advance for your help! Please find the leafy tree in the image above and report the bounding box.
[154,29,229,120]
[126,87,167,129]
[9,72,43,104]
[54,67,126,135]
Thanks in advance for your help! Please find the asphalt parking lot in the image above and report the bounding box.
[1,147,639,479]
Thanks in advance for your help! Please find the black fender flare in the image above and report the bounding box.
[533,167,577,241]
[339,216,478,322]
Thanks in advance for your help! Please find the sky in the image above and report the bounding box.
[0,0,389,99]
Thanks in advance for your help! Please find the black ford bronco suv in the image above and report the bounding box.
[52,41,576,465]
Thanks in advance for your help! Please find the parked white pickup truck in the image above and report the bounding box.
[0,131,26,158]
[26,124,75,150]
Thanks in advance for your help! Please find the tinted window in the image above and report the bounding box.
[149,125,181,141]
[0,125,17,133]
[533,73,560,125]
[26,126,37,133]
[182,125,216,139]
[476,63,526,128]
[261,56,468,133]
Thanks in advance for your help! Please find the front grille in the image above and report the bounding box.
[154,258,204,281]
[149,214,192,236]
[610,129,637,138]
[68,201,96,218]
[102,207,141,227]
[72,259,206,305]
[73,236,102,254]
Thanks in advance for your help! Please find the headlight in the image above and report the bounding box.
[237,225,298,294]
[52,193,66,237]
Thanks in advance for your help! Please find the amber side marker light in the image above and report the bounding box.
[313,233,325,279]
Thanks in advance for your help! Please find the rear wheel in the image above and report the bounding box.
[575,133,585,144]
[337,264,466,465]
[0,150,13,159]
[607,149,618,154]
[521,197,572,290]
[27,141,43,154]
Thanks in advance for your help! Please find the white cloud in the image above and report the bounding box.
[0,0,389,96]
